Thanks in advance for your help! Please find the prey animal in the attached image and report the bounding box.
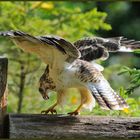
[1,30,140,115]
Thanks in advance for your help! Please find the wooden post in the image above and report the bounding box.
[9,114,140,139]
[0,57,8,138]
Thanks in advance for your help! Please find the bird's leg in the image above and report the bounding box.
[68,87,93,116]
[41,90,66,114]
[68,103,83,115]
[68,88,86,115]
[41,102,57,114]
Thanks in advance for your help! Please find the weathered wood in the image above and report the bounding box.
[9,114,140,139]
[0,57,8,138]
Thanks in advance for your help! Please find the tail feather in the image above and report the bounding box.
[88,77,129,110]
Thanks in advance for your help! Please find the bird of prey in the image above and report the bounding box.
[0,30,140,115]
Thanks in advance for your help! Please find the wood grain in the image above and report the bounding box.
[9,114,140,139]
[0,57,8,138]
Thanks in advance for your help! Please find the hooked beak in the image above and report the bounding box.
[42,93,49,100]
[39,88,49,100]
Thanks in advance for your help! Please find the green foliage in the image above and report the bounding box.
[117,66,140,117]
[119,66,140,95]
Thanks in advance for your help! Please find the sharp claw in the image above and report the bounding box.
[41,109,57,114]
[68,111,80,116]
[41,111,45,114]
[41,110,48,114]
[52,109,57,114]
[51,109,57,114]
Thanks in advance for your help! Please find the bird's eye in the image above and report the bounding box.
[39,88,44,93]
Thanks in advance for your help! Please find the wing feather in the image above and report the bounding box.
[0,30,81,69]
[92,76,129,110]
[74,36,140,62]
[75,60,129,110]
[38,35,81,62]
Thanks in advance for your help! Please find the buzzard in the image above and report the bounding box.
[0,30,139,115]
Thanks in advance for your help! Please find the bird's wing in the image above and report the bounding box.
[0,30,81,69]
[91,62,104,71]
[118,37,140,52]
[74,38,109,61]
[75,60,129,110]
[74,36,140,62]
[87,79,129,110]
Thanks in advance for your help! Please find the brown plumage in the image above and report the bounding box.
[1,30,139,115]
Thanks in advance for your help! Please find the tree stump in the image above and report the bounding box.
[0,57,8,138]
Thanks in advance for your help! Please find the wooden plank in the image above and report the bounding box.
[0,57,8,138]
[9,114,140,139]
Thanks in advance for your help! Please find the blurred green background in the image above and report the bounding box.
[0,1,139,116]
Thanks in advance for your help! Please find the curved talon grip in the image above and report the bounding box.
[41,109,57,114]
[41,110,47,114]
[68,111,80,116]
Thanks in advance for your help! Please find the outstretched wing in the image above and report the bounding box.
[0,30,81,69]
[74,36,140,62]
[74,38,109,61]
[75,60,129,110]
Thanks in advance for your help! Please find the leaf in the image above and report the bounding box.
[134,49,140,54]
[41,2,54,10]
[31,2,42,9]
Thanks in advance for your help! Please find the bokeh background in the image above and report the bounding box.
[0,1,139,116]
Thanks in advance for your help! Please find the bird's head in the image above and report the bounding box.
[39,65,56,100]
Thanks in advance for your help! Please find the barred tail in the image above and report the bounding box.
[88,77,129,110]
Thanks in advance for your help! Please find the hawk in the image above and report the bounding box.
[0,30,140,115]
